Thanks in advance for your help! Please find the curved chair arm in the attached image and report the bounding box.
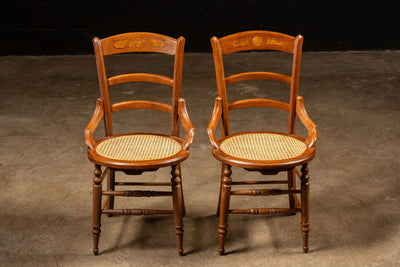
[85,98,105,150]
[207,97,223,150]
[177,98,195,151]
[296,96,317,147]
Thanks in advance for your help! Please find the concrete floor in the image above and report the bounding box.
[0,51,399,266]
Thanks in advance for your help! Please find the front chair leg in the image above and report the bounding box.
[218,164,232,256]
[171,165,184,256]
[300,164,310,253]
[92,164,102,255]
[176,164,186,217]
[216,164,225,216]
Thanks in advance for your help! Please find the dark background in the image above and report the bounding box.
[1,0,398,55]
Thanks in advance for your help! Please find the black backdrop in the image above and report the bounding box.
[1,0,398,55]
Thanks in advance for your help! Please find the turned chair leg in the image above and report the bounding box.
[92,164,102,255]
[176,165,186,218]
[287,169,296,215]
[218,164,232,256]
[216,164,225,216]
[106,169,115,217]
[300,164,310,253]
[171,165,184,256]
[181,184,186,218]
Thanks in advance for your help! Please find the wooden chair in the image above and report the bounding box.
[208,31,317,255]
[85,32,194,256]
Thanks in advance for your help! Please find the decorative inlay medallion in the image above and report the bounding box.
[134,38,146,48]
[267,37,283,46]
[252,36,263,46]
[232,37,250,47]
[148,39,165,48]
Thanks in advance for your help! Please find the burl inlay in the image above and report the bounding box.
[148,39,165,47]
[232,38,250,47]
[252,36,263,46]
[113,39,131,49]
[113,38,165,49]
[267,37,284,46]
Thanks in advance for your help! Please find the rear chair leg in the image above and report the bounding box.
[92,165,102,255]
[218,164,232,256]
[171,165,184,256]
[106,169,115,217]
[300,164,310,253]
[287,168,296,215]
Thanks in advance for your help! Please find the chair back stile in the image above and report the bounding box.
[289,36,303,134]
[171,37,185,137]
[93,37,113,137]
[210,37,230,137]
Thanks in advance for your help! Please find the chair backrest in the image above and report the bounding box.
[211,30,303,137]
[93,32,185,137]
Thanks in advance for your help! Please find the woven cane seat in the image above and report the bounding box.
[220,132,307,161]
[96,134,182,161]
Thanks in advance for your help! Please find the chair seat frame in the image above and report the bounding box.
[86,98,194,171]
[209,97,316,171]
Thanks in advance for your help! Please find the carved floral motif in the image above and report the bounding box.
[252,36,263,46]
[134,38,146,48]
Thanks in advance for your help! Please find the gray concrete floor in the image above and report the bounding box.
[0,51,399,266]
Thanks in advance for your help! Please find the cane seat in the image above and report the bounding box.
[95,134,183,161]
[219,132,307,161]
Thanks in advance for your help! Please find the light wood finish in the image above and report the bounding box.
[208,30,317,254]
[86,32,194,256]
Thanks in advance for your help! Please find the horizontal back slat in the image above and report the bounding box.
[108,73,173,86]
[225,72,291,85]
[229,99,289,111]
[111,100,172,113]
[101,32,177,55]
[219,31,295,54]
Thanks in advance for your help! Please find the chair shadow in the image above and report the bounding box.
[100,215,175,254]
[99,213,253,256]
[265,183,400,253]
[98,182,400,256]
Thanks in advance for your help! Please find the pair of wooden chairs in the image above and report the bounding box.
[85,31,316,256]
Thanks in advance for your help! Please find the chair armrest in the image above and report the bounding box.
[207,97,222,150]
[85,98,104,150]
[296,96,317,147]
[177,98,195,150]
